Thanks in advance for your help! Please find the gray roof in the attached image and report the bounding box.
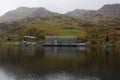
[45,36,77,43]
[45,36,77,38]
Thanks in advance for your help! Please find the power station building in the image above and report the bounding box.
[45,36,77,44]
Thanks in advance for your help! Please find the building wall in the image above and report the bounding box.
[45,36,77,43]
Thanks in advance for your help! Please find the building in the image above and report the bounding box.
[45,36,77,44]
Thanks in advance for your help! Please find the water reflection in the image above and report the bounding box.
[44,47,87,57]
[0,68,15,80]
[43,72,101,80]
[0,46,119,80]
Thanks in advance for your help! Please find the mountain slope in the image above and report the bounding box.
[66,9,89,17]
[1,3,120,22]
[0,7,57,22]
[0,4,120,43]
[66,4,120,19]
[98,4,120,18]
[4,14,86,39]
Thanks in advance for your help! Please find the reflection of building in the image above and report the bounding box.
[44,47,87,57]
[45,36,77,44]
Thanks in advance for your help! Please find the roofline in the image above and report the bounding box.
[45,36,77,37]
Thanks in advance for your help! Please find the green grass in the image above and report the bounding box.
[5,14,120,43]
[58,29,86,37]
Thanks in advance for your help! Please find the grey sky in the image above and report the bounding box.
[0,0,120,16]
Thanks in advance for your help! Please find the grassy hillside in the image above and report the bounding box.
[3,15,86,41]
[0,14,120,45]
[0,4,120,45]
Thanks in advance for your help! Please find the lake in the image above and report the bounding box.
[0,46,120,80]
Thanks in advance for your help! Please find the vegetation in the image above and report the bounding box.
[0,4,120,45]
[0,14,120,45]
[1,15,86,40]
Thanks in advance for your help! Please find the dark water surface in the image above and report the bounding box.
[0,46,120,80]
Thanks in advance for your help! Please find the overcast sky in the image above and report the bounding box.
[0,0,120,16]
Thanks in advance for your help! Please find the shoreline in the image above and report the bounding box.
[0,41,119,48]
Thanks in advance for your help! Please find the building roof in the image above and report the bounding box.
[45,36,77,43]
[45,36,77,38]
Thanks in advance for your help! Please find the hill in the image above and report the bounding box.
[98,4,120,18]
[0,4,120,44]
[66,4,120,19]
[0,7,57,22]
[0,15,86,41]
[66,9,89,17]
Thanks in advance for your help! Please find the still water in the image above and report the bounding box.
[0,46,120,80]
